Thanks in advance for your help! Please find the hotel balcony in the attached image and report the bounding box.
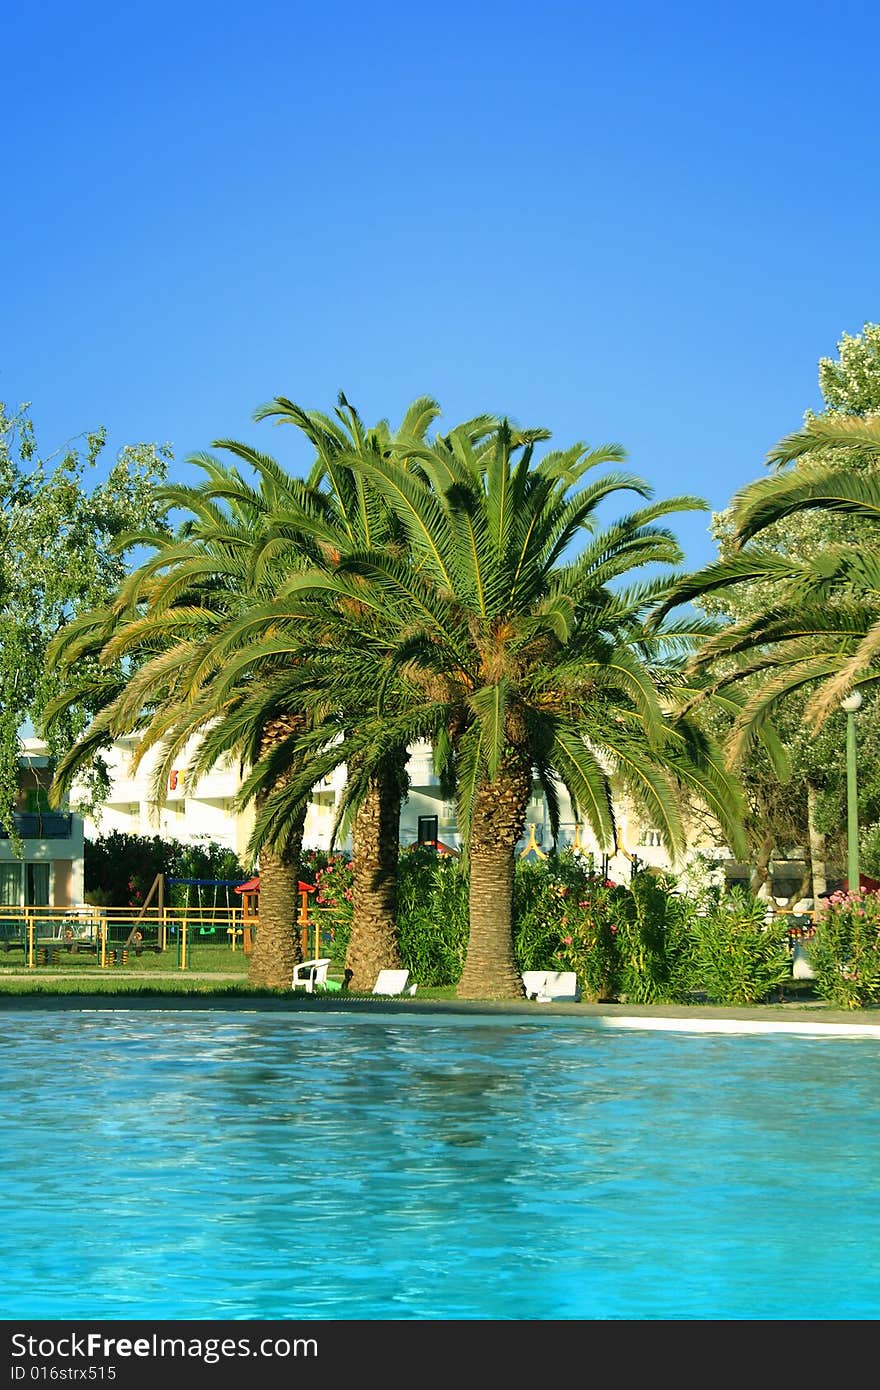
[406,753,439,787]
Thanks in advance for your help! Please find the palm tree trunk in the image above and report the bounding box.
[457,761,532,1001]
[247,716,307,989]
[345,752,407,991]
[247,817,305,988]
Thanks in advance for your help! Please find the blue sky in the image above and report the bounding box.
[4,0,879,570]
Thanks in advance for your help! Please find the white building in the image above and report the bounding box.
[71,733,709,885]
[76,734,255,863]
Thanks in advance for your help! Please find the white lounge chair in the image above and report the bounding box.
[522,970,580,1002]
[292,957,332,993]
[372,968,417,997]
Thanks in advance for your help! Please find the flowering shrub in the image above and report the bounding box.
[303,850,354,953]
[310,854,354,909]
[513,852,623,1000]
[809,889,880,1009]
[550,877,622,1002]
[515,857,700,1003]
[525,870,795,1006]
[295,847,814,1006]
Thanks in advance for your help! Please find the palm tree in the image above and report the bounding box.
[193,392,491,989]
[45,451,315,988]
[242,418,747,1000]
[648,412,880,759]
[240,392,442,987]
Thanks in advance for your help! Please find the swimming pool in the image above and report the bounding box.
[2,1007,879,1320]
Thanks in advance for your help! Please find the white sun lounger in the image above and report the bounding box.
[372,969,417,996]
[522,970,580,1002]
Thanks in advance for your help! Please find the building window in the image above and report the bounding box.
[0,863,20,905]
[417,816,439,845]
[0,862,49,906]
[26,863,50,906]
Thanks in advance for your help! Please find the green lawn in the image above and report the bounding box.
[0,943,457,999]
[0,940,247,972]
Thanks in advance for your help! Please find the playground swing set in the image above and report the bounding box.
[119,872,318,965]
[114,872,259,963]
[92,871,315,964]
[5,867,328,972]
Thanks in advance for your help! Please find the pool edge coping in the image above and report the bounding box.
[2,992,880,1036]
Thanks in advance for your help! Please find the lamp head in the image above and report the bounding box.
[841,690,863,714]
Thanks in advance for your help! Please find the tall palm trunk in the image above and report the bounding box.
[247,716,307,989]
[457,760,532,1000]
[248,822,305,988]
[346,751,408,990]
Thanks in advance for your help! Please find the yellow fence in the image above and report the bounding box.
[0,904,249,969]
[0,902,340,970]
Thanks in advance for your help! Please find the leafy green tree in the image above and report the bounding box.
[84,831,168,907]
[85,830,246,908]
[814,322,880,417]
[0,401,171,846]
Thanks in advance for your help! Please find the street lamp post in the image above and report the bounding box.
[841,690,863,893]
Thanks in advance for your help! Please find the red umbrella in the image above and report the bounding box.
[843,873,880,894]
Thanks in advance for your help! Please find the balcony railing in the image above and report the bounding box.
[406,757,439,786]
[0,812,73,839]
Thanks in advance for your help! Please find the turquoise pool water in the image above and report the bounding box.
[2,1008,879,1320]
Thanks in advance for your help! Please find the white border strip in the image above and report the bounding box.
[590,1014,880,1038]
